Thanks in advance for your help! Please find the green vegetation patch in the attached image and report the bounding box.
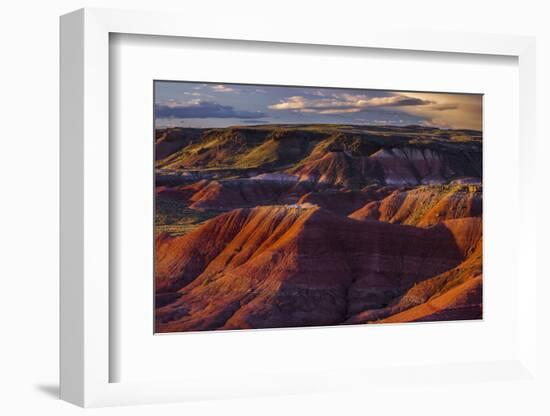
[155,198,220,236]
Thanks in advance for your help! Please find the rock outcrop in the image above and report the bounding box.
[156,206,481,332]
[154,124,483,332]
[349,184,482,226]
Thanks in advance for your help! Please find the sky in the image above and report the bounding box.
[154,81,482,130]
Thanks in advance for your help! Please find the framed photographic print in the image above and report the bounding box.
[60,7,540,409]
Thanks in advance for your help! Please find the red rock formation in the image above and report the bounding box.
[418,189,481,227]
[346,235,482,324]
[187,178,306,211]
[155,180,210,203]
[155,206,481,332]
[369,147,450,185]
[154,125,483,332]
[369,148,419,185]
[287,151,381,187]
[349,185,482,226]
[378,275,482,323]
[297,186,394,215]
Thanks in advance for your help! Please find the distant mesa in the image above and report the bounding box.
[155,125,481,188]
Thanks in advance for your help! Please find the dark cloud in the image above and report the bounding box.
[430,103,460,111]
[156,100,267,119]
[385,97,434,107]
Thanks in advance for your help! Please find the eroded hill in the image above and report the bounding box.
[156,124,481,188]
[154,124,482,330]
[155,206,481,331]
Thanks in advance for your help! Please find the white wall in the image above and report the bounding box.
[0,1,548,414]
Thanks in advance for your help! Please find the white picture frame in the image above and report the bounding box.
[60,7,539,408]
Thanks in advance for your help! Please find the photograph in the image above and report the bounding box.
[154,81,483,333]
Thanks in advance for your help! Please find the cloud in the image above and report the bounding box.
[268,91,481,130]
[268,93,434,114]
[211,84,238,93]
[394,92,481,130]
[156,100,266,119]
[370,96,433,107]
